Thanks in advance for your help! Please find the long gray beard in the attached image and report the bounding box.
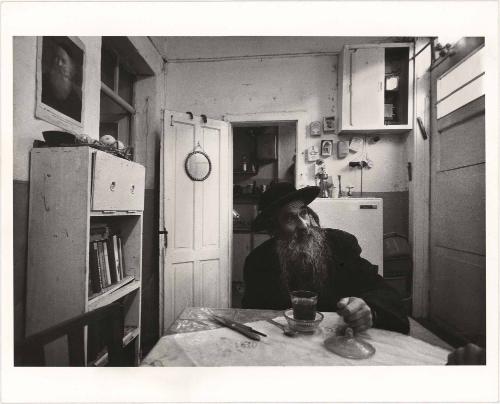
[49,70,73,100]
[276,226,330,293]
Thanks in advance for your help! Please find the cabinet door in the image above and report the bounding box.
[92,151,145,211]
[350,47,385,128]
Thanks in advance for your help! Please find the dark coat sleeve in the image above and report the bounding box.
[332,230,410,334]
[241,252,262,309]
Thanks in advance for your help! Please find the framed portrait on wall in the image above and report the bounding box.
[321,140,333,156]
[323,116,336,133]
[35,36,85,133]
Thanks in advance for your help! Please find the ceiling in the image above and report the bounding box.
[150,36,413,61]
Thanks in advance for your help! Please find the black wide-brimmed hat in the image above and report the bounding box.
[252,182,320,231]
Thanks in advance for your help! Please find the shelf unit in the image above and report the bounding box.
[25,146,145,366]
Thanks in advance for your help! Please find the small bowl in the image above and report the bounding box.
[42,131,76,146]
[284,309,324,333]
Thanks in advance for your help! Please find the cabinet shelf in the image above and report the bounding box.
[233,170,257,176]
[90,211,142,217]
[88,277,138,311]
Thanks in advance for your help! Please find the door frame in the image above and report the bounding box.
[224,110,308,186]
[410,38,486,318]
[224,110,308,306]
[409,39,432,318]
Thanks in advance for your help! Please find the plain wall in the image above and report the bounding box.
[13,36,165,354]
[165,51,410,240]
[165,54,409,194]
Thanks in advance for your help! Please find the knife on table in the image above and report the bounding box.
[210,314,266,341]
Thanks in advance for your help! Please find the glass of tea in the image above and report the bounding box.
[290,290,318,320]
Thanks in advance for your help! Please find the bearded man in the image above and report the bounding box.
[42,41,82,122]
[242,182,410,334]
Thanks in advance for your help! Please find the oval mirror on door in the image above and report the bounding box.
[185,150,212,181]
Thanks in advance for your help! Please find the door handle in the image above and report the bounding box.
[159,228,168,248]
[360,204,377,209]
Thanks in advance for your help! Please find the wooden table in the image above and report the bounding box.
[142,307,452,366]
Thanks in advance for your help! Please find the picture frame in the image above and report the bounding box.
[321,140,333,156]
[323,115,336,133]
[310,121,322,136]
[35,36,86,133]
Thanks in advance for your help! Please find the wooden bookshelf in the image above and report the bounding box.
[25,146,145,366]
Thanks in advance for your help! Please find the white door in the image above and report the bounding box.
[350,47,385,128]
[160,111,230,333]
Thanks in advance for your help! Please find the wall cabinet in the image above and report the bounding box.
[337,43,414,134]
[25,147,145,366]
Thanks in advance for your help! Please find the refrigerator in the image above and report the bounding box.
[309,198,383,275]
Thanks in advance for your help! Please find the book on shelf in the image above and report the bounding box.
[89,241,103,294]
[108,236,121,283]
[104,240,116,284]
[96,241,109,287]
[117,237,125,278]
[90,223,110,242]
[102,242,112,287]
[89,234,131,299]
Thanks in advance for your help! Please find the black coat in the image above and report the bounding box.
[242,228,410,334]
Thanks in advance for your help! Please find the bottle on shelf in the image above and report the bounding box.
[241,155,248,172]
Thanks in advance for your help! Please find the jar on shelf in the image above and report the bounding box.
[241,155,248,172]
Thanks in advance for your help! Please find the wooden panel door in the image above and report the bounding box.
[429,39,485,345]
[160,111,230,332]
[350,47,385,128]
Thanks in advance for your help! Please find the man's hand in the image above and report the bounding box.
[337,297,373,333]
[447,343,486,365]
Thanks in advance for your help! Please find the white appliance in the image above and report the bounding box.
[309,198,383,275]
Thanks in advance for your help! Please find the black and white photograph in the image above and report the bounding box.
[36,36,85,130]
[320,139,333,156]
[1,2,498,403]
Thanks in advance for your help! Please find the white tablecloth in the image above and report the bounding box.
[142,312,451,366]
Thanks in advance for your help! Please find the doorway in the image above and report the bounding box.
[230,120,297,307]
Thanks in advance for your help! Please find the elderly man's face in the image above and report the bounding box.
[52,46,73,79]
[276,200,311,237]
[48,45,74,100]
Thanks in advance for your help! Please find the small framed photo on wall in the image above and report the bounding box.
[36,36,85,133]
[323,116,336,133]
[321,140,333,156]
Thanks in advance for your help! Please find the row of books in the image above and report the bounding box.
[88,224,126,295]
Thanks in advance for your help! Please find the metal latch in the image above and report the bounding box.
[360,204,377,209]
[159,227,168,248]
